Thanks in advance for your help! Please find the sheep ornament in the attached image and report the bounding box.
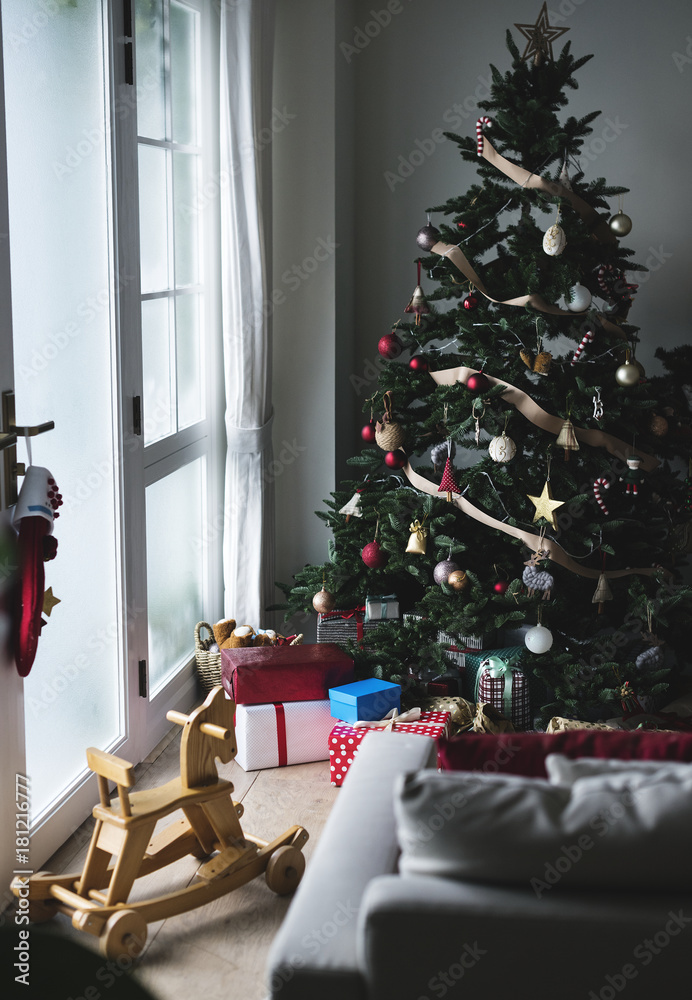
[522,548,554,600]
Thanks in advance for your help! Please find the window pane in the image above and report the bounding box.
[170,1,199,146]
[176,293,204,429]
[146,458,205,693]
[173,150,199,287]
[138,144,170,294]
[135,0,166,140]
[2,0,120,819]
[142,297,174,444]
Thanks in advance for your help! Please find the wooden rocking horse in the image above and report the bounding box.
[11,687,308,960]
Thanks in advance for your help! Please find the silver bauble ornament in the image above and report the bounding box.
[488,432,517,463]
[567,283,592,312]
[615,360,640,387]
[608,211,633,237]
[433,559,459,585]
[542,223,567,256]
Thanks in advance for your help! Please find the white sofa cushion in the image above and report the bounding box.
[545,753,692,785]
[395,767,692,891]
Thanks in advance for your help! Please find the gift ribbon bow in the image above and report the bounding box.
[353,707,422,731]
[322,606,366,640]
[474,657,516,721]
[366,594,397,621]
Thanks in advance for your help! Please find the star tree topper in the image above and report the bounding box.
[514,3,569,64]
[527,480,565,531]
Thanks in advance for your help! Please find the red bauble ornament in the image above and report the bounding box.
[378,333,403,360]
[409,356,429,373]
[361,422,377,442]
[362,541,388,569]
[463,295,479,311]
[384,450,406,469]
[493,580,509,595]
[466,372,490,393]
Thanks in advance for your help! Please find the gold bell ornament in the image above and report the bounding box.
[556,416,580,461]
[405,518,429,555]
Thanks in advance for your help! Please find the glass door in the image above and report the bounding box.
[1,0,127,864]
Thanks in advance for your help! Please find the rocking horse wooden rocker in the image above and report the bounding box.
[11,687,309,960]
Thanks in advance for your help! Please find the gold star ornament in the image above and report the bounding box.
[42,587,61,617]
[515,3,569,65]
[527,480,565,531]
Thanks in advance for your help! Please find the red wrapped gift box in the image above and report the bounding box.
[329,710,451,787]
[221,643,354,705]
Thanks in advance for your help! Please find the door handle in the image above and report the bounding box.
[1,390,55,509]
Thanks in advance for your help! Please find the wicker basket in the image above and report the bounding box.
[194,621,222,691]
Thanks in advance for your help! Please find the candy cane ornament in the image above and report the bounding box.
[593,477,611,516]
[476,116,492,156]
[571,327,595,366]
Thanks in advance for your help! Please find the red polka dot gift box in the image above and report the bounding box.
[329,709,451,787]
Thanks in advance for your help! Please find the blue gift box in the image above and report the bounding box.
[328,678,401,724]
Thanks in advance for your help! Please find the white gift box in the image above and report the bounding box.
[234,699,337,771]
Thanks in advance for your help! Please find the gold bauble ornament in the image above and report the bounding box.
[312,587,336,613]
[650,414,669,437]
[447,569,469,592]
[608,211,633,237]
[615,359,640,387]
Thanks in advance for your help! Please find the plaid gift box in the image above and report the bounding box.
[316,607,382,643]
[461,646,525,701]
[475,656,531,730]
[328,710,450,786]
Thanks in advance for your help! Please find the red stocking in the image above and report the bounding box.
[13,516,51,677]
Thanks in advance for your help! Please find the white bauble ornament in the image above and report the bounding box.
[567,283,592,312]
[488,432,517,463]
[524,624,554,654]
[542,224,567,256]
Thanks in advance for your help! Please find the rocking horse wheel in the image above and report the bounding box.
[265,845,305,895]
[100,909,148,961]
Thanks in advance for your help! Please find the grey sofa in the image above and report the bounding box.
[266,732,691,999]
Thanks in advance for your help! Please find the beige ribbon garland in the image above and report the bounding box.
[479,135,617,245]
[430,365,659,472]
[430,239,625,338]
[402,461,659,583]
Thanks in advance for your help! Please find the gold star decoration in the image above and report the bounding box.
[527,480,565,531]
[515,3,569,65]
[42,587,61,617]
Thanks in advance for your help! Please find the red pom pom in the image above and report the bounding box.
[493,580,509,595]
[408,356,428,372]
[466,372,490,392]
[43,536,58,562]
[463,295,478,310]
[378,333,403,360]
[362,541,388,569]
[361,422,377,442]
[384,450,406,469]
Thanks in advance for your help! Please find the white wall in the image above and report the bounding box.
[272,0,692,616]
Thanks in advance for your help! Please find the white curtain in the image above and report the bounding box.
[219,0,276,626]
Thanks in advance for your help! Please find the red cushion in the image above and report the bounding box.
[437,730,692,779]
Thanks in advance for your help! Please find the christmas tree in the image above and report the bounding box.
[274,11,692,725]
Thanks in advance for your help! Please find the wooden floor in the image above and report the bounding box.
[37,727,339,1000]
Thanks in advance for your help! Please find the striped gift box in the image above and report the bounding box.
[317,608,383,643]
